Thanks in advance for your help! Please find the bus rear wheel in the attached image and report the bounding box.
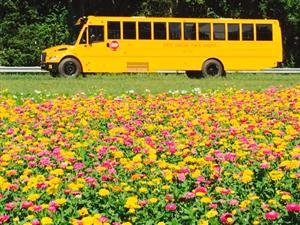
[202,59,225,77]
[58,58,82,77]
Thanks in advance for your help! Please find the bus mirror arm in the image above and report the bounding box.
[106,43,110,48]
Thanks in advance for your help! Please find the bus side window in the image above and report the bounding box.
[199,23,211,40]
[123,22,136,39]
[228,24,240,40]
[139,22,151,40]
[242,24,254,40]
[154,22,167,40]
[88,26,104,43]
[108,21,121,39]
[169,22,181,40]
[213,23,225,40]
[256,24,272,41]
[184,23,196,40]
[80,28,87,44]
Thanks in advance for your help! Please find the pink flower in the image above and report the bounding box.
[260,162,270,169]
[286,203,300,212]
[177,173,186,182]
[209,203,218,209]
[33,205,43,212]
[183,192,196,199]
[5,202,16,211]
[0,215,10,223]
[31,219,41,225]
[138,199,148,206]
[165,203,177,212]
[194,186,207,194]
[265,211,279,220]
[22,201,33,209]
[98,216,109,223]
[74,162,84,170]
[229,199,239,206]
[220,188,231,195]
[220,212,234,224]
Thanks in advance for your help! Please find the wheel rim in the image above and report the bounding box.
[207,64,219,76]
[63,61,77,76]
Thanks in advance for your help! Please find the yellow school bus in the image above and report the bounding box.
[41,16,282,78]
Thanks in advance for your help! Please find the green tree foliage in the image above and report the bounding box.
[0,0,299,66]
[0,0,70,66]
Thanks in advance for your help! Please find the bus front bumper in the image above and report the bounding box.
[41,63,58,74]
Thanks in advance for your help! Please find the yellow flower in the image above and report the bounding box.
[125,196,139,212]
[269,170,284,181]
[78,207,89,216]
[157,222,166,225]
[149,197,158,204]
[206,209,218,218]
[198,219,209,225]
[50,169,64,176]
[98,188,110,197]
[27,193,40,202]
[81,216,94,225]
[138,187,148,193]
[122,222,132,225]
[41,217,53,225]
[55,198,67,205]
[281,194,291,201]
[200,197,212,204]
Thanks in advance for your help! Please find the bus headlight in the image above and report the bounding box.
[49,56,58,61]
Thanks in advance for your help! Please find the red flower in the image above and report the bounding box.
[220,212,234,224]
[165,203,177,211]
[286,203,300,212]
[265,211,279,220]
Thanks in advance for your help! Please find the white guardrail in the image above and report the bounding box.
[0,66,300,74]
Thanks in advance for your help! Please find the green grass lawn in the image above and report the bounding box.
[0,73,299,96]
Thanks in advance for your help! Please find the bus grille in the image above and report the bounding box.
[41,52,46,63]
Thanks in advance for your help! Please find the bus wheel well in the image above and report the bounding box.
[58,56,83,77]
[202,58,226,77]
[60,56,83,72]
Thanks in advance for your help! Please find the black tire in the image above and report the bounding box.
[58,58,82,77]
[186,70,203,79]
[201,59,225,77]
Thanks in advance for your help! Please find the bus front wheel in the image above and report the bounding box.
[58,58,82,77]
[202,59,225,77]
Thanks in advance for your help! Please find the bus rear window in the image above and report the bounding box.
[138,22,151,40]
[184,23,196,40]
[154,22,167,40]
[123,22,136,39]
[199,23,211,40]
[228,24,240,40]
[213,23,225,40]
[108,21,120,39]
[242,24,254,40]
[256,24,272,41]
[169,22,181,40]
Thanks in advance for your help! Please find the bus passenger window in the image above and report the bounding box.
[154,22,166,40]
[256,24,272,41]
[80,28,87,44]
[139,22,151,40]
[123,22,136,39]
[242,24,254,40]
[199,23,211,40]
[184,23,196,40]
[88,26,104,43]
[169,22,181,40]
[108,21,120,39]
[228,24,240,40]
[213,23,225,40]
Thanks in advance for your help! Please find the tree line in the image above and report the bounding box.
[1,0,299,67]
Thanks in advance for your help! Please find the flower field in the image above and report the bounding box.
[0,86,299,225]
